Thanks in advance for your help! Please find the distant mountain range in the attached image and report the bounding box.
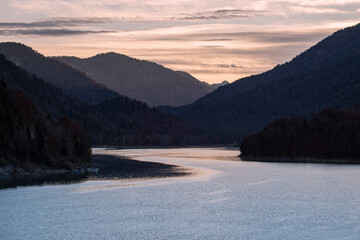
[161,23,360,143]
[0,42,227,107]
[188,24,360,106]
[208,80,229,89]
[54,53,225,106]
[2,23,359,146]
[0,54,205,146]
[0,42,119,105]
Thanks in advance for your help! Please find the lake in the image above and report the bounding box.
[1,147,360,239]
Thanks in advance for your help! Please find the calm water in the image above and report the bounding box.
[1,147,360,239]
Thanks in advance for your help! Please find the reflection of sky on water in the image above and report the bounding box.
[1,147,360,239]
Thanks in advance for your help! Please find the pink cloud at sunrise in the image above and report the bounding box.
[0,0,359,83]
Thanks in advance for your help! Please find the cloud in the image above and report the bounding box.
[231,31,331,43]
[5,0,359,23]
[0,28,114,36]
[269,0,360,16]
[0,17,113,28]
[134,27,331,44]
[199,45,224,48]
[7,1,266,20]
[171,9,266,21]
[3,0,358,83]
[215,64,244,69]
[203,38,233,41]
[0,17,114,37]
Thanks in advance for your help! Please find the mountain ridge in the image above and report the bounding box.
[0,42,120,104]
[161,23,360,143]
[189,23,360,106]
[0,53,205,146]
[54,52,217,106]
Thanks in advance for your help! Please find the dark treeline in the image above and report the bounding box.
[240,107,360,160]
[94,97,204,145]
[0,81,91,170]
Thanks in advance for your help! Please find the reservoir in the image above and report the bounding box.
[1,147,359,239]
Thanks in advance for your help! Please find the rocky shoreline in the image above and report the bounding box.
[0,166,71,177]
[0,154,191,189]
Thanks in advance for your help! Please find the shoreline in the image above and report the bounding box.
[0,166,71,177]
[239,154,360,164]
[90,154,191,180]
[0,154,191,189]
[92,144,239,150]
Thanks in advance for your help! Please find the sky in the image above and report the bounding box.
[0,1,359,83]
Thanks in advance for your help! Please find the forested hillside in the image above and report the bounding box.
[240,107,360,161]
[0,54,203,146]
[161,24,360,143]
[0,81,91,170]
[189,23,360,105]
[183,54,360,141]
[0,42,119,104]
[95,97,201,145]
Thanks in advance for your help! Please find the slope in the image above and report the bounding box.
[0,42,119,104]
[160,24,360,142]
[0,54,202,146]
[191,23,360,106]
[55,52,214,106]
[182,54,360,142]
[0,80,91,170]
[240,107,360,161]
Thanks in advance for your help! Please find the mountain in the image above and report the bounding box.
[54,53,214,106]
[0,54,204,146]
[0,42,119,104]
[0,53,117,144]
[175,72,228,90]
[93,97,202,145]
[191,23,360,106]
[240,107,360,162]
[0,80,91,170]
[209,81,229,89]
[161,24,360,142]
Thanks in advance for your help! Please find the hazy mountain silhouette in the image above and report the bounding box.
[190,23,360,106]
[209,80,229,89]
[161,24,360,143]
[0,54,203,146]
[0,42,119,104]
[55,53,216,106]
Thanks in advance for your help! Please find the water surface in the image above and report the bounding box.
[1,147,359,239]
